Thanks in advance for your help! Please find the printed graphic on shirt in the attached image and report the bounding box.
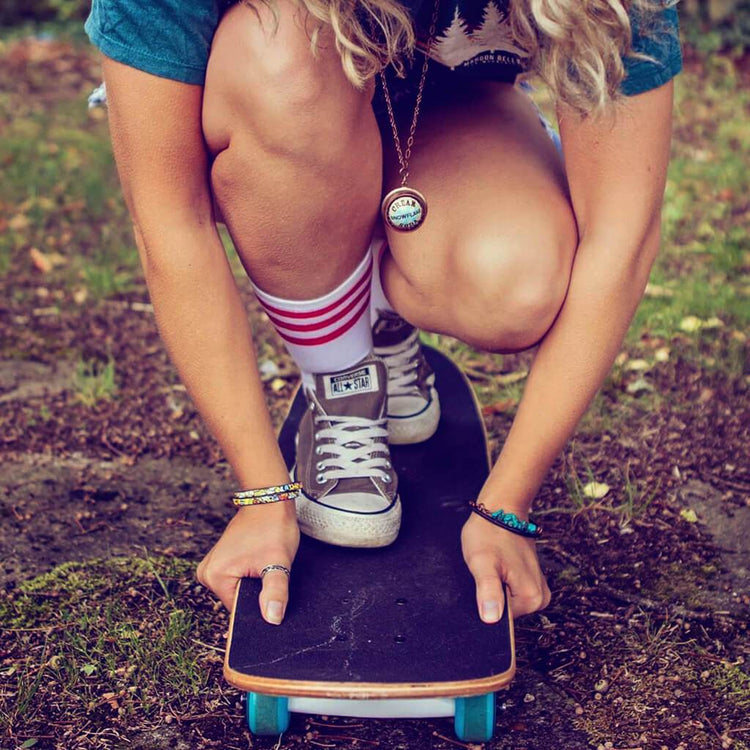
[424,0,526,75]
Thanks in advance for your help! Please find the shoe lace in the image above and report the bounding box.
[375,328,422,398]
[313,413,391,482]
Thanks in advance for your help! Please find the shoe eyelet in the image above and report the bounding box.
[315,446,323,455]
[316,473,326,484]
[383,474,392,483]
[316,461,324,471]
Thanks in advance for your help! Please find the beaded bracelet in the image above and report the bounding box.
[232,482,302,507]
[469,500,541,538]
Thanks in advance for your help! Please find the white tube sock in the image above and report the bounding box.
[252,250,374,388]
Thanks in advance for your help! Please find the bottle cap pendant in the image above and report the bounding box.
[381,187,428,232]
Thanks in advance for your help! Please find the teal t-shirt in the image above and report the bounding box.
[85,0,233,85]
[85,0,681,95]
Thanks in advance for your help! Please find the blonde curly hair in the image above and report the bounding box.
[257,0,674,114]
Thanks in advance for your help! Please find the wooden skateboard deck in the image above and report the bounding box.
[225,347,515,704]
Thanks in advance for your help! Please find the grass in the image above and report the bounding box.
[614,463,659,526]
[709,660,750,713]
[0,76,140,299]
[73,355,117,405]
[528,55,749,365]
[0,556,226,746]
[630,56,750,346]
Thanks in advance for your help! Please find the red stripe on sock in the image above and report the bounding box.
[264,283,370,334]
[257,256,373,320]
[275,294,370,346]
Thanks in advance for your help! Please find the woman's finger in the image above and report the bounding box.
[202,568,238,613]
[505,575,551,618]
[464,551,506,624]
[258,568,291,625]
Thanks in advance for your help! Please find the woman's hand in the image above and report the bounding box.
[460,512,550,623]
[197,503,300,624]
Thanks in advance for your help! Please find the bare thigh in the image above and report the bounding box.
[202,0,381,298]
[382,81,578,352]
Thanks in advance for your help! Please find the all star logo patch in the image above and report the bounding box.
[323,364,379,400]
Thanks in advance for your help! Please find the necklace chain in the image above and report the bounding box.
[380,0,441,188]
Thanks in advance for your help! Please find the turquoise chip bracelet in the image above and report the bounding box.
[469,500,541,538]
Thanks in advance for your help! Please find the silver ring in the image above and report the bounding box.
[260,564,290,579]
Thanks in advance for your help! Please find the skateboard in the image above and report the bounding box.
[225,346,515,742]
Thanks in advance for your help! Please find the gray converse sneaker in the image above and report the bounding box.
[295,357,401,548]
[373,311,440,445]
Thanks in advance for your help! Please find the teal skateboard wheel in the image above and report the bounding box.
[454,692,496,742]
[246,692,290,735]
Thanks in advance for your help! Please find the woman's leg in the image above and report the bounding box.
[202,1,400,548]
[381,80,578,352]
[203,0,381,297]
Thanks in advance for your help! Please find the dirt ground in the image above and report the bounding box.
[2,286,749,750]
[1,31,749,750]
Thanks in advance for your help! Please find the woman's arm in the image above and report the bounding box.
[102,58,299,620]
[461,81,674,620]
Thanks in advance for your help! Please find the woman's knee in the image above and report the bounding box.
[463,235,573,350]
[395,224,577,352]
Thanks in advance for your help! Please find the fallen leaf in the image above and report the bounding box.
[9,213,30,231]
[30,248,52,273]
[496,369,528,386]
[644,283,674,298]
[270,378,286,392]
[698,388,714,403]
[626,377,654,395]
[654,347,670,363]
[29,247,67,273]
[680,508,698,523]
[625,359,650,371]
[696,220,715,239]
[259,359,280,381]
[36,197,56,212]
[679,316,703,333]
[482,399,516,415]
[101,691,119,710]
[583,482,610,499]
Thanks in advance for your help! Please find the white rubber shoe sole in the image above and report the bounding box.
[387,387,441,445]
[295,491,402,548]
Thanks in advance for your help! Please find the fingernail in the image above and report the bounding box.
[481,600,500,623]
[266,601,283,625]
